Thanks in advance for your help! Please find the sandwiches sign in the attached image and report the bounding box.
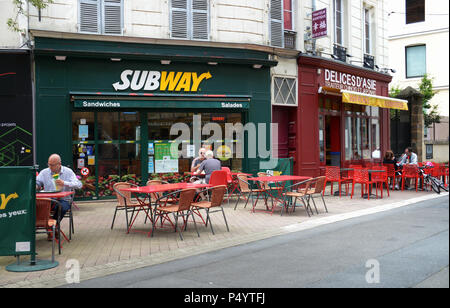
[112,70,212,92]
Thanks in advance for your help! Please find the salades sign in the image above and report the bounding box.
[112,70,212,92]
[323,69,377,95]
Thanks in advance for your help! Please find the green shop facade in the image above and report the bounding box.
[33,36,276,199]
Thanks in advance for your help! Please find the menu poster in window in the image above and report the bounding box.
[154,143,178,173]
[148,156,154,174]
[148,142,154,155]
[78,125,89,139]
[187,144,195,158]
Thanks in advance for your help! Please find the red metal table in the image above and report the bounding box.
[121,183,212,236]
[248,176,311,215]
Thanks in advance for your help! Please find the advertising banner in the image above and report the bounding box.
[0,167,36,256]
[0,53,33,167]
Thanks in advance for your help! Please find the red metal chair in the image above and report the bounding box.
[209,170,228,186]
[351,168,375,200]
[323,166,352,197]
[221,167,234,202]
[383,164,398,189]
[36,198,58,261]
[401,165,421,192]
[371,166,390,198]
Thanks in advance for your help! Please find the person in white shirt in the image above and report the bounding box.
[36,154,82,224]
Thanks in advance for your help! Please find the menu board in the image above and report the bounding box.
[154,142,178,173]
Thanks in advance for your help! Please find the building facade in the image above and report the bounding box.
[387,0,449,162]
[0,0,398,197]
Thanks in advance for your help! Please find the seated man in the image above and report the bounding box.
[398,147,418,189]
[197,150,222,184]
[36,154,82,238]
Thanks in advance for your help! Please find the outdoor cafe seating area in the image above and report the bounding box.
[35,162,449,259]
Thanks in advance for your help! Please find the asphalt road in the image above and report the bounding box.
[63,195,449,288]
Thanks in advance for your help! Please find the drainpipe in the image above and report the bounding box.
[312,0,317,55]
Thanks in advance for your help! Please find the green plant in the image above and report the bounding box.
[7,0,54,34]
[419,74,440,127]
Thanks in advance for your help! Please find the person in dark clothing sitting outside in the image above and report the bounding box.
[383,150,400,190]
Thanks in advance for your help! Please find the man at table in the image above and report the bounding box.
[197,150,221,184]
[36,154,82,226]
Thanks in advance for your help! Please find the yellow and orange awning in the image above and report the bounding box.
[341,90,408,111]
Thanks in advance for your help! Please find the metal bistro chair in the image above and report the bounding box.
[63,190,75,240]
[282,178,314,217]
[302,176,328,214]
[112,182,150,233]
[152,188,199,240]
[192,185,229,235]
[36,198,60,258]
[233,174,265,211]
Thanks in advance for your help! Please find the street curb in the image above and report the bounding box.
[3,192,448,288]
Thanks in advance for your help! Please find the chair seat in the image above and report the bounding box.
[155,205,181,213]
[284,191,307,197]
[192,201,213,209]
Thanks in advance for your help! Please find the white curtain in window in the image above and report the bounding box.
[406,45,426,78]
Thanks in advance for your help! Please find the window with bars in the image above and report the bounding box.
[273,77,297,106]
[171,0,209,40]
[79,0,122,35]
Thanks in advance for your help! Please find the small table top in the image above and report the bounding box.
[231,172,253,176]
[36,191,74,199]
[121,183,212,194]
[248,175,311,182]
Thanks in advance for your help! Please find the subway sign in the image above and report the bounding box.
[112,70,212,92]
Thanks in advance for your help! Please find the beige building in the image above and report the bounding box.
[387,0,449,162]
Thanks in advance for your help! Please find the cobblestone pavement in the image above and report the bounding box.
[0,187,444,288]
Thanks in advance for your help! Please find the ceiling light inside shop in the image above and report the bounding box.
[208,62,218,65]
[161,60,171,65]
[110,58,122,62]
[55,56,66,61]
[252,64,262,69]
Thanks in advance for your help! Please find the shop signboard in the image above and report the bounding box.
[0,167,36,257]
[73,99,249,109]
[312,9,328,39]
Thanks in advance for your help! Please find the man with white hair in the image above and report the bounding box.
[36,154,82,238]
[197,150,221,184]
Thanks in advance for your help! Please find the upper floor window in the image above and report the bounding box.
[364,8,371,55]
[79,0,123,35]
[171,0,209,40]
[334,0,344,46]
[406,45,426,78]
[270,0,296,48]
[406,0,425,24]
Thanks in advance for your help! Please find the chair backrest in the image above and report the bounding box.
[325,166,340,181]
[257,172,271,189]
[371,166,387,181]
[209,170,228,186]
[403,164,418,177]
[177,188,197,212]
[146,180,163,201]
[237,174,251,192]
[36,198,52,228]
[311,176,326,194]
[210,185,227,207]
[113,182,132,206]
[353,168,369,183]
[221,167,233,183]
[383,163,395,177]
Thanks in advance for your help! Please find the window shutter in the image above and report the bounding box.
[270,0,283,47]
[80,0,100,33]
[192,0,208,40]
[171,0,188,38]
[103,0,122,35]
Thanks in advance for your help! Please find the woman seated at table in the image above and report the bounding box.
[383,150,400,189]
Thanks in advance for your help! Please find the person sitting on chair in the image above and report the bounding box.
[36,154,82,239]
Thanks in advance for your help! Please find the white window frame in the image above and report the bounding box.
[364,7,371,55]
[270,0,284,48]
[333,0,344,46]
[78,0,123,35]
[170,0,210,41]
[272,76,298,107]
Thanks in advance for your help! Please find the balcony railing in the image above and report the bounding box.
[284,31,296,50]
[333,44,347,62]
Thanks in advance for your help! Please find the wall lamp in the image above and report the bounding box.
[252,64,263,69]
[110,58,122,62]
[161,60,171,65]
[55,55,66,61]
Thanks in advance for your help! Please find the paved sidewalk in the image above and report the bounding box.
[0,187,445,288]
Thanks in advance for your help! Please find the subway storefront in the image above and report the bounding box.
[33,36,275,199]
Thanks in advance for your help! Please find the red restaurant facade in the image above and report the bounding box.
[273,54,396,178]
